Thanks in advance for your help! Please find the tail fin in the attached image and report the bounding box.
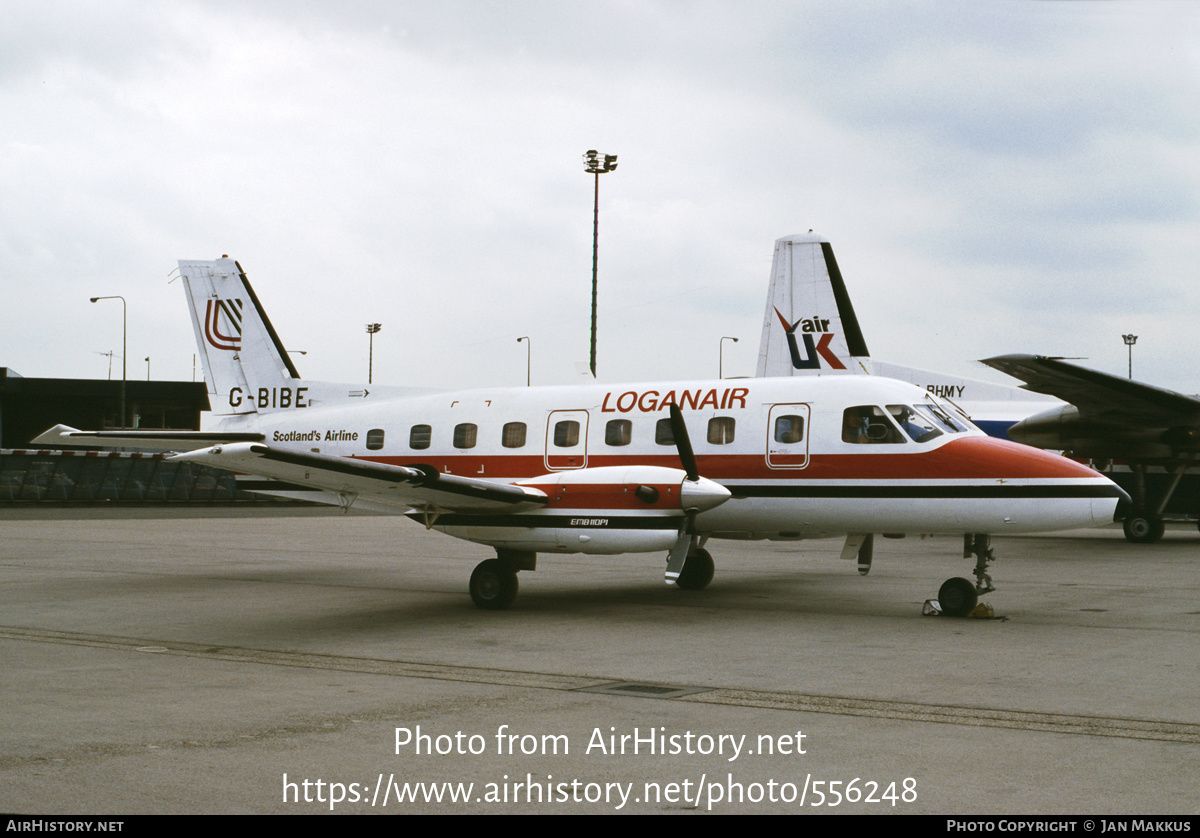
[179,257,301,415]
[755,234,871,377]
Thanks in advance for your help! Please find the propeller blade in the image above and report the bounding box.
[664,513,694,584]
[669,404,700,482]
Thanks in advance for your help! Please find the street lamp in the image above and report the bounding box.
[517,336,530,387]
[1122,334,1137,379]
[720,336,739,379]
[366,323,382,384]
[583,149,617,378]
[90,295,126,427]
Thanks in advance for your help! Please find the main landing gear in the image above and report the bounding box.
[469,550,535,610]
[467,545,717,609]
[674,547,714,590]
[1123,513,1165,544]
[937,533,998,618]
[1121,460,1193,543]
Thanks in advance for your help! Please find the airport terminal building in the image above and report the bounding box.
[0,368,262,503]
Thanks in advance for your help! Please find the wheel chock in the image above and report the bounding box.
[923,599,999,618]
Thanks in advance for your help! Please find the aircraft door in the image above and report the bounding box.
[766,403,810,469]
[545,410,589,470]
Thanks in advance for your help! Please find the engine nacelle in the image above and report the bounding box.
[1005,405,1080,449]
[435,465,731,555]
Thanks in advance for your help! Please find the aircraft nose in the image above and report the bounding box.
[680,476,732,514]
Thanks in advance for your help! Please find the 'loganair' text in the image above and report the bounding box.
[600,387,750,414]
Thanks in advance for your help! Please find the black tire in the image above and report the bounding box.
[938,577,978,618]
[1123,513,1165,544]
[469,559,519,610]
[675,548,714,590]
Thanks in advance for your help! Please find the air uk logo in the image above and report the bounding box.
[205,298,243,351]
[774,307,846,370]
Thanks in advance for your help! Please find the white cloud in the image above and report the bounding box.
[2,0,1199,396]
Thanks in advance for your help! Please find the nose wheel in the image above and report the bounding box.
[938,577,978,617]
[937,534,996,617]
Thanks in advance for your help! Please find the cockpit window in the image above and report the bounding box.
[888,405,942,443]
[842,406,906,444]
[918,401,969,433]
[879,402,971,443]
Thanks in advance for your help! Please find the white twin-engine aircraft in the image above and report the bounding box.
[36,237,1126,614]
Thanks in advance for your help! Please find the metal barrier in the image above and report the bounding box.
[0,449,274,503]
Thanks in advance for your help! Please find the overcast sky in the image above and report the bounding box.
[3,1,1199,397]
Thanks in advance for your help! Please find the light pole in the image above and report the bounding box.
[720,336,739,379]
[1122,334,1137,379]
[90,295,126,427]
[95,350,115,380]
[583,149,617,378]
[145,357,150,380]
[517,336,530,386]
[366,323,382,384]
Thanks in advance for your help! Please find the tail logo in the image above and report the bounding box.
[204,298,243,351]
[774,307,846,370]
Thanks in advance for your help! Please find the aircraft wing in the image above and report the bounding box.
[29,424,266,451]
[169,443,548,513]
[980,355,1200,422]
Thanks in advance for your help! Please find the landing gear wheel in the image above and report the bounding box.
[1123,513,1165,544]
[469,559,519,610]
[675,548,714,590]
[938,577,978,618]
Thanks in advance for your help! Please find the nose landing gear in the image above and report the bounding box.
[936,534,997,618]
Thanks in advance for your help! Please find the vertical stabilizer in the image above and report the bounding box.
[179,258,300,415]
[755,234,871,377]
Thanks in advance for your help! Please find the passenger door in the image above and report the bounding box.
[766,403,810,469]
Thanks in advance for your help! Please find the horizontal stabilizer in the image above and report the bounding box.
[30,424,264,451]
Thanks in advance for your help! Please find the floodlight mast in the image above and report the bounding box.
[1122,333,1137,379]
[583,150,617,378]
[366,323,382,384]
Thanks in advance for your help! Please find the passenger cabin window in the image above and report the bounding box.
[501,422,527,448]
[453,423,478,449]
[605,419,632,446]
[553,420,579,447]
[409,424,431,450]
[707,417,736,445]
[655,418,675,445]
[366,429,385,451]
[773,415,804,444]
[842,406,905,444]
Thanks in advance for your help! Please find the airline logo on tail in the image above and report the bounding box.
[773,307,846,370]
[205,299,244,351]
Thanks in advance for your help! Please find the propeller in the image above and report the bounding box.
[664,404,725,584]
[670,403,700,482]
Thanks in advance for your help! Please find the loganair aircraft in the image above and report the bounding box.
[35,236,1126,614]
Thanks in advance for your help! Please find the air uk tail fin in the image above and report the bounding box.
[179,257,302,415]
[755,233,872,377]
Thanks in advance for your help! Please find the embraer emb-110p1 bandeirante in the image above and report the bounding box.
[34,248,1126,614]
